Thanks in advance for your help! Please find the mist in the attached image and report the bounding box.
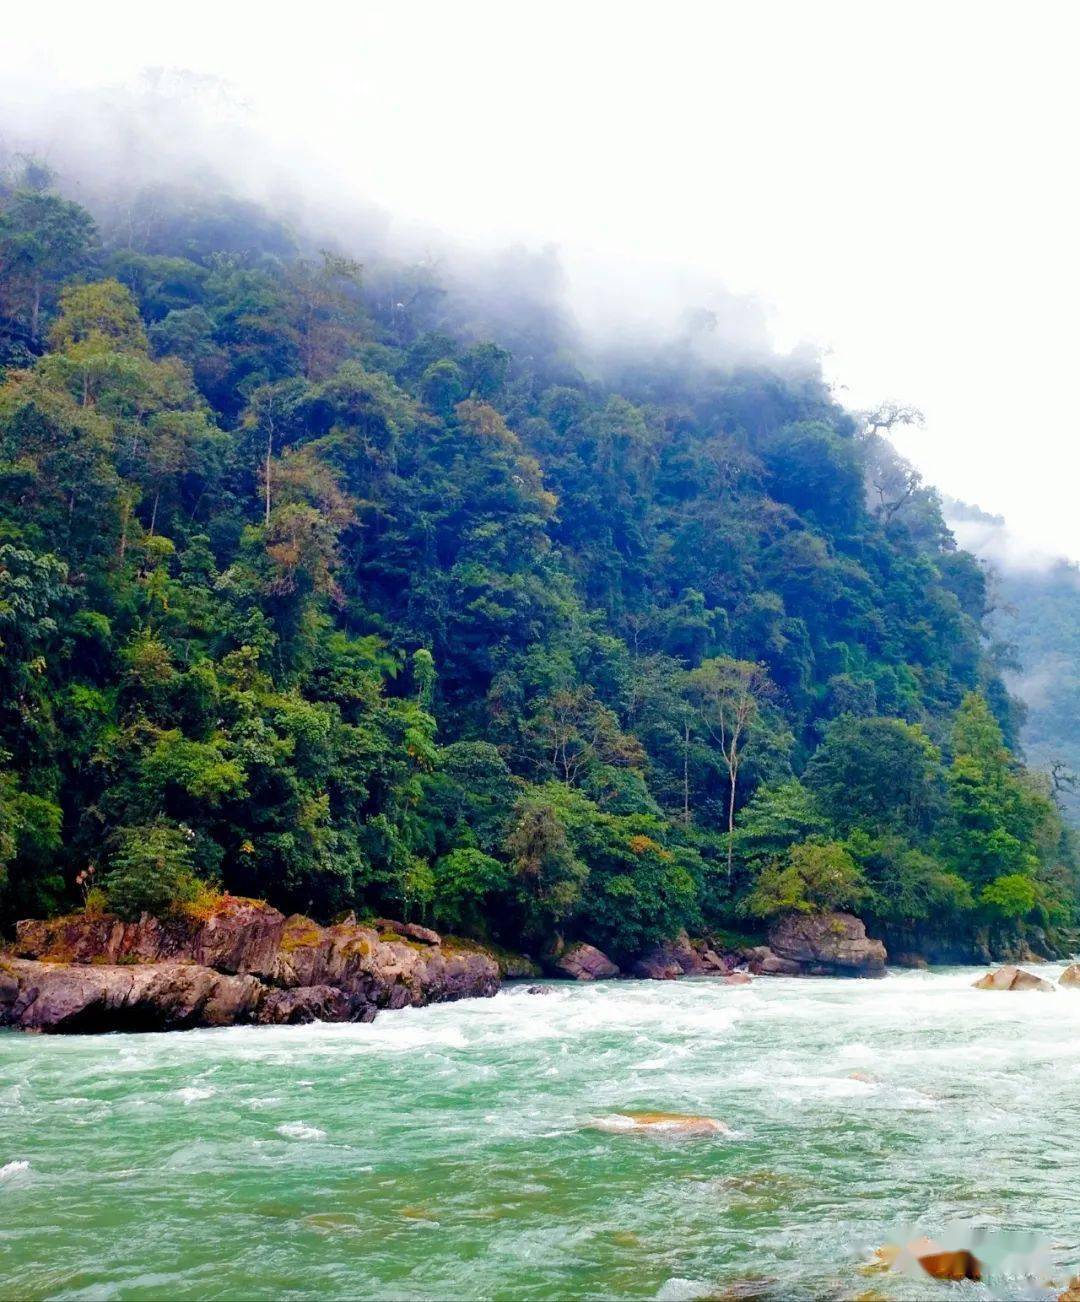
[0,69,795,397]
[4,0,1080,560]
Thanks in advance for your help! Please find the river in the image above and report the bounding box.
[1,966,1078,1300]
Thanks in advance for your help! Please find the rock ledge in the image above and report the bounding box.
[1,898,499,1033]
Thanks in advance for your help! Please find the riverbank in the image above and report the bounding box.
[0,898,501,1033]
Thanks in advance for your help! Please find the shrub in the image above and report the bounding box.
[101,822,202,921]
[743,840,867,918]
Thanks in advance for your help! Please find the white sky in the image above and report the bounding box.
[8,0,1080,560]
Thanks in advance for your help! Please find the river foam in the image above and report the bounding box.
[2,966,1079,1299]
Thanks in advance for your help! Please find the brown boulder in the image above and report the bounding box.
[750,950,803,976]
[0,958,265,1032]
[371,918,442,946]
[631,930,731,979]
[768,912,887,977]
[721,971,753,985]
[592,1110,732,1136]
[631,951,684,980]
[972,965,1054,992]
[257,985,351,1024]
[549,941,620,981]
[1058,964,1080,988]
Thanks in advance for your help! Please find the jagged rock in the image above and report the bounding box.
[486,948,542,979]
[525,984,551,995]
[1058,964,1080,988]
[14,896,286,977]
[257,985,352,1024]
[973,965,1054,992]
[698,947,729,972]
[768,912,887,978]
[631,951,683,980]
[1,900,500,1033]
[549,941,619,981]
[630,930,730,980]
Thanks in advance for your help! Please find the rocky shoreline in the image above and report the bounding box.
[0,898,500,1033]
[5,899,1035,1035]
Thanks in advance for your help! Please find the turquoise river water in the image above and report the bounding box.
[2,966,1079,1300]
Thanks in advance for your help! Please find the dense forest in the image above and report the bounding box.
[0,163,1075,962]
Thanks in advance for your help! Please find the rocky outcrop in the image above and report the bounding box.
[549,941,620,981]
[972,964,1055,992]
[1,898,500,1033]
[1059,964,1080,988]
[13,896,285,976]
[747,913,887,978]
[632,931,732,980]
[876,922,1067,966]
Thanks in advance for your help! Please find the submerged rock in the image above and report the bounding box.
[593,1111,731,1136]
[549,941,619,981]
[972,965,1054,991]
[1,900,500,1033]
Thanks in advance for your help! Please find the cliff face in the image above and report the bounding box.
[0,897,500,1033]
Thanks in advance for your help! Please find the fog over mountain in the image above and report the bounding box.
[3,0,1079,562]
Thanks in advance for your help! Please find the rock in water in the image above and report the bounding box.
[631,951,683,980]
[631,930,724,979]
[972,965,1054,991]
[871,1238,982,1282]
[549,942,619,981]
[1058,964,1080,988]
[750,913,887,978]
[593,1111,731,1136]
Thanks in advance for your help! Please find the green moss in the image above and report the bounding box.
[280,921,324,952]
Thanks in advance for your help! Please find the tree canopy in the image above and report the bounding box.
[0,163,1074,961]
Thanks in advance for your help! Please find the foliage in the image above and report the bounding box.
[742,840,867,917]
[0,166,1073,959]
[101,822,201,920]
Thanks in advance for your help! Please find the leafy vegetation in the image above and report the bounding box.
[0,163,1075,960]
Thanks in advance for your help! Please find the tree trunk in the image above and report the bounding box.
[727,763,737,882]
[265,433,273,525]
[682,719,691,824]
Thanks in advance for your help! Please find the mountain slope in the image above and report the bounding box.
[0,166,1074,960]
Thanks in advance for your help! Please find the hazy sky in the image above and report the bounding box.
[9,0,1080,560]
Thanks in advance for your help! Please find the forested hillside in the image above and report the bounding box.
[1,164,1075,960]
[947,500,1080,827]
